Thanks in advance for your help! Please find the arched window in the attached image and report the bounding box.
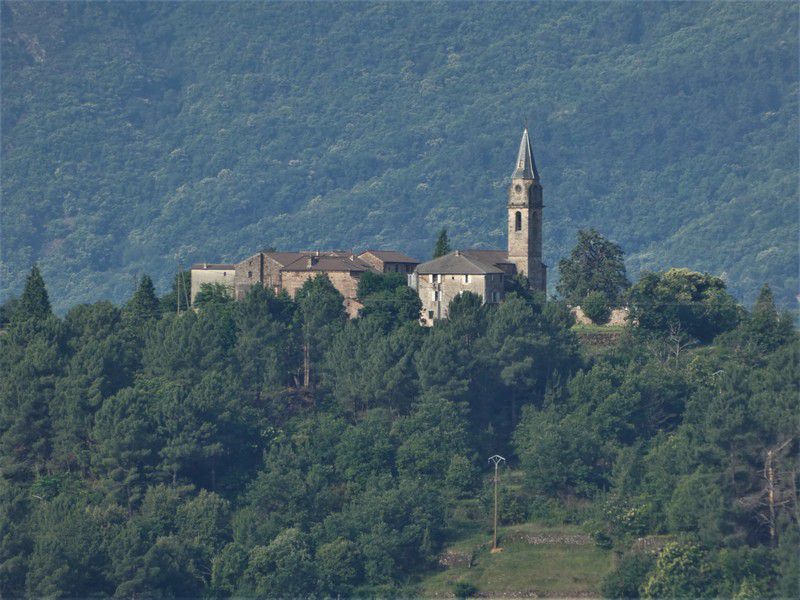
[515,211,522,232]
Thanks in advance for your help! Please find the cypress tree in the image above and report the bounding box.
[433,228,451,258]
[17,265,52,321]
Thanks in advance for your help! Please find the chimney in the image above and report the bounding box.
[455,250,461,256]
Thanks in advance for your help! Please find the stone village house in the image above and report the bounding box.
[191,129,546,324]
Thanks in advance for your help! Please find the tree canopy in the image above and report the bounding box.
[557,229,629,307]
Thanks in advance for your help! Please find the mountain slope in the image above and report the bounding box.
[2,1,797,311]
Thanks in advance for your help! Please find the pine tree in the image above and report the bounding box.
[295,275,346,388]
[17,265,52,321]
[124,275,160,328]
[433,228,451,258]
[744,283,792,352]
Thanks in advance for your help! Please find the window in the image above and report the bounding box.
[429,274,435,284]
[248,271,253,278]
[428,310,434,319]
[433,274,441,283]
[464,274,470,283]
[515,211,522,232]
[434,290,441,302]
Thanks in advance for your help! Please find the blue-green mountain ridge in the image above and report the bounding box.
[2,1,797,311]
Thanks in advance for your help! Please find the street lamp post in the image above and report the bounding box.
[488,454,506,553]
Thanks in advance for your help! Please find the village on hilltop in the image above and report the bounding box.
[192,129,550,326]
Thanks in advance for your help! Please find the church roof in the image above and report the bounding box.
[416,250,505,275]
[512,128,539,180]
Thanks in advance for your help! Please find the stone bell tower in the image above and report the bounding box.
[507,128,546,292]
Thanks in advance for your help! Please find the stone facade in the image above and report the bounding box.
[357,250,419,274]
[507,128,546,292]
[414,271,505,326]
[409,128,548,325]
[196,250,418,319]
[411,251,506,326]
[190,263,236,304]
[281,263,366,318]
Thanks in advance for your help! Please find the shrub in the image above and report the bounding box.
[582,291,611,325]
[600,551,655,599]
[453,581,479,598]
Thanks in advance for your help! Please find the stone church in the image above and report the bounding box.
[191,128,546,323]
[411,128,546,324]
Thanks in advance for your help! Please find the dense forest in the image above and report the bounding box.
[1,1,798,312]
[0,226,797,597]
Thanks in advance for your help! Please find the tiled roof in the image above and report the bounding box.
[461,249,512,266]
[263,252,305,266]
[359,250,420,264]
[281,254,371,273]
[415,250,505,275]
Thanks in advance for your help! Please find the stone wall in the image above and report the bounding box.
[281,270,364,318]
[572,306,630,326]
[233,253,264,300]
[416,272,505,326]
[190,267,235,304]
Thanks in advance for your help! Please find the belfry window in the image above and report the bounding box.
[515,211,522,232]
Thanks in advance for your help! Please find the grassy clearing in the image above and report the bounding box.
[417,522,614,598]
[571,323,627,334]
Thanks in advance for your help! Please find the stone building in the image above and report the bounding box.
[507,127,547,289]
[410,128,547,325]
[192,250,419,318]
[190,128,544,324]
[410,251,507,325]
[357,250,419,274]
[189,263,236,301]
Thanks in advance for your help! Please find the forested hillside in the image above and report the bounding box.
[2,1,797,312]
[1,259,797,597]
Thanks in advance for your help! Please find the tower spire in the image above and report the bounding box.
[512,128,539,180]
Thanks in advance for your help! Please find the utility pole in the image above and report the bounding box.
[488,454,506,553]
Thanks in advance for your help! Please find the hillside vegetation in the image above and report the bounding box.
[0,257,797,597]
[2,1,798,311]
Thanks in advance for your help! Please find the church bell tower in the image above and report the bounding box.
[507,128,546,292]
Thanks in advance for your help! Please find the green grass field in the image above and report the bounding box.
[417,522,614,598]
[570,323,627,335]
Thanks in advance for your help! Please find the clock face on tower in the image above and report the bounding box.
[514,184,522,193]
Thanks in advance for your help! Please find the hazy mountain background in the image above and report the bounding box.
[2,1,797,312]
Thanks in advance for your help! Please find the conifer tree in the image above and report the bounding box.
[17,265,52,321]
[124,275,160,327]
[295,275,346,388]
[752,283,778,321]
[433,228,451,258]
[743,283,793,352]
